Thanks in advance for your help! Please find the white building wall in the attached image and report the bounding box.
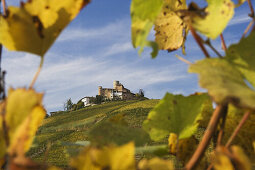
[81,97,90,106]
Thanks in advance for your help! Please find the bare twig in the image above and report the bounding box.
[226,110,251,148]
[204,39,223,58]
[242,19,254,38]
[220,34,227,51]
[185,104,228,170]
[190,25,210,58]
[29,57,44,89]
[175,55,192,65]
[217,106,228,146]
[1,0,7,16]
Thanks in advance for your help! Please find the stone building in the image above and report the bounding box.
[98,81,135,100]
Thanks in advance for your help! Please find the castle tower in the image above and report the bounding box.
[98,86,102,95]
[113,80,119,89]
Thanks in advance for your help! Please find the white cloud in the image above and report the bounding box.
[2,50,187,112]
[57,18,130,42]
[229,14,251,26]
[103,42,134,57]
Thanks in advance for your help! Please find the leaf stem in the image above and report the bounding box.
[204,39,223,58]
[29,57,44,89]
[175,55,192,65]
[190,25,210,58]
[220,34,227,51]
[185,104,228,170]
[247,0,254,18]
[225,110,251,148]
[242,19,254,39]
[1,0,7,16]
[217,105,228,146]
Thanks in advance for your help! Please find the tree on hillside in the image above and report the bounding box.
[76,100,84,110]
[64,98,73,111]
[139,89,145,97]
[95,95,104,104]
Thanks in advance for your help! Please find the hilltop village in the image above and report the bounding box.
[54,81,146,114]
[81,81,144,107]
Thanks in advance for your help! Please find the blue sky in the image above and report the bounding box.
[1,0,252,112]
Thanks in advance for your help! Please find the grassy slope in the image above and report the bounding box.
[28,99,160,167]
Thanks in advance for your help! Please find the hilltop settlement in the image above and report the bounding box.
[58,81,145,113]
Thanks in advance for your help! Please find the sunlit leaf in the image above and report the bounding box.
[0,102,6,160]
[212,146,251,170]
[0,0,90,56]
[138,157,174,170]
[154,0,187,52]
[6,88,46,157]
[189,58,255,109]
[168,133,177,154]
[235,0,246,7]
[213,153,234,170]
[71,142,135,170]
[226,31,255,88]
[191,0,234,39]
[130,0,163,58]
[231,146,251,170]
[177,136,200,164]
[143,93,211,141]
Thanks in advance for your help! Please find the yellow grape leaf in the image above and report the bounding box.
[154,0,187,51]
[48,166,62,170]
[0,0,90,56]
[253,141,255,152]
[177,136,198,163]
[138,157,174,170]
[0,102,6,160]
[191,0,234,39]
[212,146,251,170]
[231,146,251,170]
[168,133,177,154]
[235,0,246,7]
[213,154,234,170]
[5,88,45,157]
[71,142,135,170]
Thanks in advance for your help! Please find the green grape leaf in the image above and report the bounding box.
[189,58,255,109]
[191,0,234,39]
[154,0,188,52]
[5,88,46,158]
[130,0,163,58]
[143,93,211,141]
[88,121,150,146]
[135,145,169,157]
[0,0,90,56]
[226,31,255,88]
[138,157,174,170]
[71,142,135,170]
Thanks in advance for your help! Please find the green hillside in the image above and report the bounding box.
[28,100,161,167]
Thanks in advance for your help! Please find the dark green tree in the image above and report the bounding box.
[64,98,73,111]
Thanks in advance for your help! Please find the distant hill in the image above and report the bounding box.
[28,100,161,167]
